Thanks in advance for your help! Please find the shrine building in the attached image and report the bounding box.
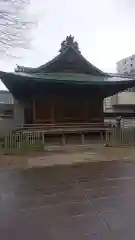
[1,35,135,132]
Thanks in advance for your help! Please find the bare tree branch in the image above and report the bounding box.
[0,0,35,55]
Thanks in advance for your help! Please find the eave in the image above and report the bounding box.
[1,71,135,100]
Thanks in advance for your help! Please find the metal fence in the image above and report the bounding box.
[2,120,135,153]
[106,118,135,146]
[3,131,45,154]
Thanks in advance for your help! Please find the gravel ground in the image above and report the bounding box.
[0,145,135,170]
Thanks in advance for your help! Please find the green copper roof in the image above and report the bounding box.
[15,35,107,77]
[1,70,135,100]
[1,72,108,83]
[0,71,134,83]
[1,36,135,99]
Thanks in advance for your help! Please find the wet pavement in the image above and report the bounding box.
[0,160,135,239]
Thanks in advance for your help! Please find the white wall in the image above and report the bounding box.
[0,118,15,134]
[0,101,25,134]
[104,97,113,112]
[117,54,135,74]
[112,92,135,105]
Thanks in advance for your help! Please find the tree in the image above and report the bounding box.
[0,0,35,56]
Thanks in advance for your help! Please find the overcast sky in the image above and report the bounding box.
[0,0,135,89]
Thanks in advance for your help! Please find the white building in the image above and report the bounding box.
[116,54,135,75]
[0,91,14,134]
[104,54,135,115]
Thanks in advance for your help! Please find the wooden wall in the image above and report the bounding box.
[26,94,104,124]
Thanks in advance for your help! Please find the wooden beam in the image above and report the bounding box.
[33,98,36,124]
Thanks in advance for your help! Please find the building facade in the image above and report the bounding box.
[104,53,135,115]
[1,36,135,134]
[0,90,14,134]
[116,54,135,75]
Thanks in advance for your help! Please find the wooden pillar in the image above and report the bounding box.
[84,99,88,123]
[61,133,66,145]
[100,97,104,122]
[81,132,85,144]
[33,98,36,124]
[50,99,55,124]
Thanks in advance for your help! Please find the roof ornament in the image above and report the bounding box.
[59,35,81,54]
[15,65,25,72]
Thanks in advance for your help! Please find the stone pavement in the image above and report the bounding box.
[1,160,135,239]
